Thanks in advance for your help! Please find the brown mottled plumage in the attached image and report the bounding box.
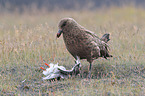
[57,18,112,78]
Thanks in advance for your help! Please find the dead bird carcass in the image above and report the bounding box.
[40,60,81,80]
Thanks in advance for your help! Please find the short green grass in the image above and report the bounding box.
[0,6,145,95]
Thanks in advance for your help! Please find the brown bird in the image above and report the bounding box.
[57,18,112,78]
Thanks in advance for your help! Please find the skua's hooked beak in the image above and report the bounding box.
[57,29,63,38]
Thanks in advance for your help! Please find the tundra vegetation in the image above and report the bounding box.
[0,6,145,95]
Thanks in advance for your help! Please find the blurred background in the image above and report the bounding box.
[0,0,145,13]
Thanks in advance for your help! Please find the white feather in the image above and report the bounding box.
[42,63,66,80]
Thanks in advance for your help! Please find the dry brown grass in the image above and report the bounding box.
[0,6,145,95]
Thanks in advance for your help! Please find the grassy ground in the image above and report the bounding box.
[0,6,145,95]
